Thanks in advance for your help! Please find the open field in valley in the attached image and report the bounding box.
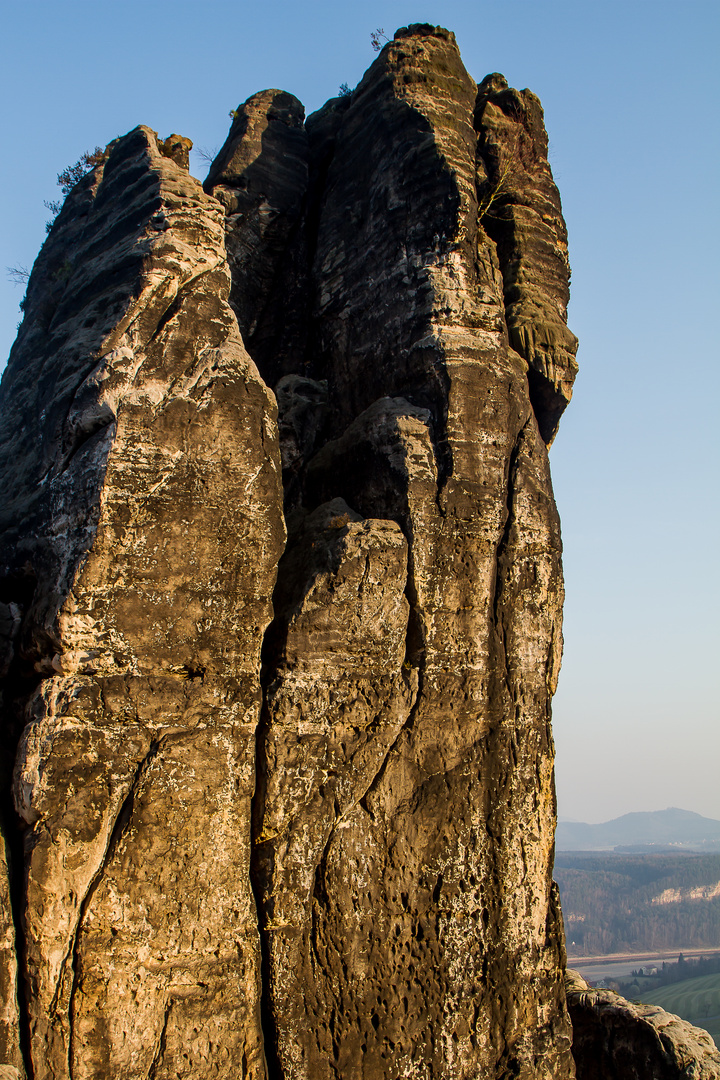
[639,972,720,1048]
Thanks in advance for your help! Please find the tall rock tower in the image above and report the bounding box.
[0,25,577,1080]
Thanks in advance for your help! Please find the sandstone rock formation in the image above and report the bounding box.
[0,24,579,1080]
[0,126,284,1079]
[0,824,22,1076]
[247,27,576,1078]
[566,970,720,1080]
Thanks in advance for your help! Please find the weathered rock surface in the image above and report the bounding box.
[0,825,22,1076]
[1,23,578,1080]
[566,970,720,1079]
[240,24,575,1080]
[204,90,310,383]
[475,73,578,443]
[0,126,284,1078]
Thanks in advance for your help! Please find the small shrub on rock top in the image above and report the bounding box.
[43,146,106,232]
[195,146,218,166]
[6,266,30,287]
[477,103,540,222]
[371,28,390,52]
[57,146,105,195]
[6,266,30,314]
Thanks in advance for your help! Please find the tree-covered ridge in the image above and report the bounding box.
[555,853,720,955]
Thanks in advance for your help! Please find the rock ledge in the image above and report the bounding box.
[566,969,720,1080]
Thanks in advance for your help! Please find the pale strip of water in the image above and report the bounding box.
[569,948,720,986]
[573,960,657,982]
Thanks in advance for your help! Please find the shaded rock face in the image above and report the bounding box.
[475,73,578,444]
[0,24,577,1080]
[566,970,720,1080]
[204,90,310,383]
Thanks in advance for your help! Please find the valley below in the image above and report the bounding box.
[557,822,720,1052]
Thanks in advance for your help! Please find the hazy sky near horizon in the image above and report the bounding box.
[1,0,718,824]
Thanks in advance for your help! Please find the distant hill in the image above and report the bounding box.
[556,808,720,853]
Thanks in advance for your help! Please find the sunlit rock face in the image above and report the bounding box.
[0,24,580,1080]
[0,126,284,1080]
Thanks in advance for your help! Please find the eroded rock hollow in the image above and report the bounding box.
[0,25,579,1080]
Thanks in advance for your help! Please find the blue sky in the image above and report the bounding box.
[1,0,718,823]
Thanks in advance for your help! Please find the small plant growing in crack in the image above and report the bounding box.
[7,265,30,315]
[478,105,538,222]
[43,145,107,232]
[57,146,106,195]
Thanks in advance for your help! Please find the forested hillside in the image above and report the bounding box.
[555,853,720,955]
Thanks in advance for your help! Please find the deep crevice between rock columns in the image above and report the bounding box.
[2,796,34,1080]
[490,414,531,708]
[250,603,289,1080]
[249,481,428,1078]
[0,572,44,1080]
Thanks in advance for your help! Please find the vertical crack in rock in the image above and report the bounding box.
[482,413,572,1076]
[250,498,415,1078]
[146,997,173,1080]
[250,673,284,1080]
[62,740,159,1077]
[353,577,426,814]
[490,417,531,708]
[1,575,41,1079]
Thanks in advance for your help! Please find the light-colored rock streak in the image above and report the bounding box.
[653,882,720,904]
